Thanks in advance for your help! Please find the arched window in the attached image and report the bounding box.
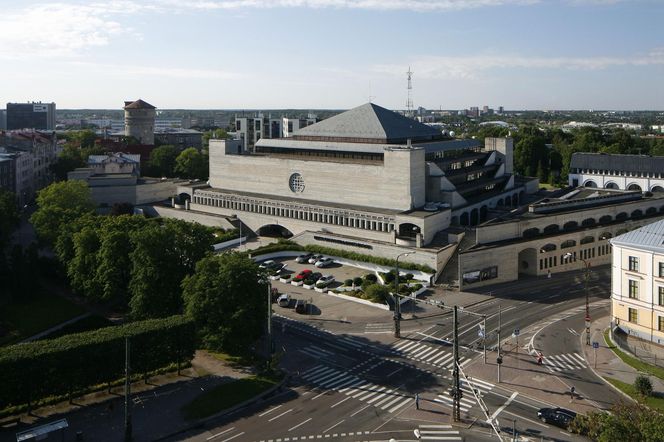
[580,236,595,245]
[563,221,579,231]
[543,224,560,234]
[616,212,628,220]
[599,215,612,223]
[523,227,540,238]
[631,209,643,219]
[581,218,596,227]
[561,239,577,249]
[540,243,557,253]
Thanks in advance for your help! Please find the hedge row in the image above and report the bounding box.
[250,240,435,273]
[0,315,195,410]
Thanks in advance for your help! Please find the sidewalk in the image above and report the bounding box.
[0,351,253,442]
[583,315,664,397]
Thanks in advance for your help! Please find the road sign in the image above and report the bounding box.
[593,341,599,349]
[514,328,520,336]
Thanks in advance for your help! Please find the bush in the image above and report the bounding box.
[292,276,302,282]
[383,272,395,283]
[303,279,314,286]
[413,283,423,291]
[344,279,353,286]
[364,273,377,283]
[280,274,292,281]
[353,277,363,286]
[404,273,414,281]
[316,281,331,289]
[634,375,653,397]
[364,284,391,303]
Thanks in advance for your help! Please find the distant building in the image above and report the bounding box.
[610,220,664,348]
[6,102,56,130]
[0,155,15,193]
[0,110,6,130]
[124,99,156,145]
[569,153,664,192]
[234,114,319,152]
[154,128,203,150]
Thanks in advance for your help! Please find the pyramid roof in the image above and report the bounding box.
[123,99,156,110]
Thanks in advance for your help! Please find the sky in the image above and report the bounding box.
[0,0,662,110]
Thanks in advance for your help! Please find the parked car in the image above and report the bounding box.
[308,254,323,264]
[277,293,291,307]
[295,269,313,280]
[314,257,334,268]
[295,299,308,314]
[310,272,322,282]
[295,253,313,263]
[537,408,577,429]
[318,274,335,285]
[259,260,283,271]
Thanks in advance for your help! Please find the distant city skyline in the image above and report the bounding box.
[1,0,662,110]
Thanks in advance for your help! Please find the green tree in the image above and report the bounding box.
[174,147,208,180]
[148,145,178,177]
[182,252,267,352]
[202,128,228,147]
[68,224,103,297]
[363,284,391,303]
[0,189,19,248]
[634,375,653,397]
[30,180,95,244]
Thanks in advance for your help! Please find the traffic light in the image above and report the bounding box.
[497,356,503,365]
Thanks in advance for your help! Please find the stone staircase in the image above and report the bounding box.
[435,229,477,288]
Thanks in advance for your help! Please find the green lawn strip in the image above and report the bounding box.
[603,377,664,412]
[182,375,280,420]
[0,294,86,345]
[603,329,664,381]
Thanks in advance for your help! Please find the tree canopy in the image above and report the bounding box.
[30,180,95,244]
[182,252,267,353]
[571,402,664,442]
[0,189,19,249]
[175,147,208,180]
[147,144,178,177]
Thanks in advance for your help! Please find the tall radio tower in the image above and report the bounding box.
[406,66,414,118]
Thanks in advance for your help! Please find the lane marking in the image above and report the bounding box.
[221,432,245,442]
[350,404,371,417]
[288,418,312,432]
[330,396,351,408]
[206,427,234,440]
[259,406,282,417]
[490,391,518,420]
[322,419,345,433]
[268,408,293,422]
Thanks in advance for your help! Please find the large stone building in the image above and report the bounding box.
[175,103,536,272]
[568,152,664,192]
[6,102,56,130]
[610,220,664,348]
[124,99,156,145]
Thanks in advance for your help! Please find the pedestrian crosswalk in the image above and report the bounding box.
[299,345,334,359]
[417,424,462,441]
[300,364,413,414]
[391,340,470,370]
[542,352,587,372]
[365,322,393,334]
[433,377,495,414]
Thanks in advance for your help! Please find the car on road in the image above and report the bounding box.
[314,257,334,268]
[296,253,313,263]
[537,408,577,429]
[295,269,313,280]
[307,254,323,264]
[259,260,283,271]
[318,274,335,285]
[277,293,291,307]
[295,299,308,314]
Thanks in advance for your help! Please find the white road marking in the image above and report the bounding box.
[330,396,351,408]
[259,405,282,417]
[322,419,345,433]
[489,391,518,420]
[268,408,293,422]
[206,427,234,440]
[388,397,412,413]
[220,432,245,442]
[350,404,371,417]
[288,418,312,432]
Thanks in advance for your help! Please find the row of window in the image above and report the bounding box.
[627,282,664,305]
[573,168,664,179]
[627,256,664,277]
[539,245,611,270]
[627,308,664,332]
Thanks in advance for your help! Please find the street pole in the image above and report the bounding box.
[393,252,414,339]
[452,305,460,422]
[124,337,132,442]
[483,315,487,364]
[267,282,273,357]
[584,261,591,346]
[512,419,517,442]
[594,346,597,369]
[498,305,501,383]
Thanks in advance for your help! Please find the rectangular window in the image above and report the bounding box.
[629,280,639,299]
[629,308,638,323]
[629,256,639,272]
[659,262,664,278]
[659,287,664,306]
[660,316,664,332]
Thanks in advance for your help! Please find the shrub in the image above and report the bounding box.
[364,284,391,303]
[413,283,423,291]
[404,273,414,281]
[292,276,302,282]
[383,272,395,283]
[353,277,363,286]
[344,279,353,286]
[316,281,330,289]
[280,274,292,281]
[364,273,377,283]
[303,279,314,285]
[634,375,653,397]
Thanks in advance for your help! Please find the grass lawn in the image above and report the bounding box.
[0,294,86,345]
[604,377,664,412]
[603,329,664,381]
[181,375,280,420]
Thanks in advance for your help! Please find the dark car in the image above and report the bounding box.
[295,299,308,314]
[537,407,577,429]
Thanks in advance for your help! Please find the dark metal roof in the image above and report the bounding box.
[123,99,156,110]
[570,153,664,174]
[293,103,441,142]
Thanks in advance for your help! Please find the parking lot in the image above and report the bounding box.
[264,256,395,325]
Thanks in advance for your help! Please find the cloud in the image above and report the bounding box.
[0,1,149,59]
[372,50,664,79]
[159,0,539,11]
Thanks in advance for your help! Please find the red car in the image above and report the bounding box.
[296,269,313,279]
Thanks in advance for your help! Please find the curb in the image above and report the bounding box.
[154,373,290,441]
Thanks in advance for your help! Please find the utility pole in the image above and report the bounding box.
[267,282,273,357]
[584,261,591,346]
[497,305,502,383]
[452,305,461,422]
[124,337,132,442]
[393,252,414,339]
[483,315,487,364]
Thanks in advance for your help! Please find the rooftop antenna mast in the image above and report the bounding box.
[406,66,414,118]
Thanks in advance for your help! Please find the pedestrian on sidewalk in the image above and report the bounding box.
[537,352,543,365]
[547,270,551,279]
[570,385,576,401]
[415,393,420,410]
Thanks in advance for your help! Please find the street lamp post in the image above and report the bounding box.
[564,252,592,346]
[394,251,414,338]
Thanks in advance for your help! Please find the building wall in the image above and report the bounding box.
[569,172,664,192]
[125,108,155,145]
[460,215,664,289]
[611,243,664,346]
[209,140,425,211]
[88,180,177,206]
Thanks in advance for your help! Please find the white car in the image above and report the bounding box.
[259,260,276,269]
[277,293,291,307]
[318,274,335,284]
[296,253,314,263]
[308,254,323,264]
[315,257,334,268]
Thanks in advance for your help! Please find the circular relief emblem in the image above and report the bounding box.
[289,173,305,193]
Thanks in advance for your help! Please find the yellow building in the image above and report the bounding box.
[610,220,664,346]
